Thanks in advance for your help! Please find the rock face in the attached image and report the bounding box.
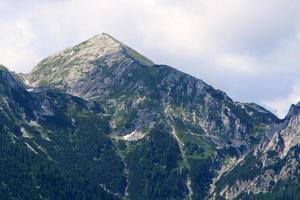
[27,33,153,96]
[213,103,300,200]
[26,33,278,150]
[0,67,125,200]
[23,34,282,200]
[1,33,292,200]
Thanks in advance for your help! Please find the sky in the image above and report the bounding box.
[1,0,300,118]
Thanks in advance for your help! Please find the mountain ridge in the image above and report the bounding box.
[2,33,298,200]
[26,33,153,91]
[22,34,281,199]
[213,102,300,199]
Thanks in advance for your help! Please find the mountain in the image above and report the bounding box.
[26,33,278,148]
[0,66,124,200]
[212,103,300,199]
[23,33,280,199]
[0,33,286,200]
[27,33,153,94]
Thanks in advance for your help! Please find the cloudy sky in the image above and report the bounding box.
[1,0,300,118]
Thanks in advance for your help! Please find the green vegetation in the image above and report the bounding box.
[124,46,154,67]
[0,76,126,199]
[0,34,284,200]
[125,127,188,200]
[216,154,263,191]
[175,131,215,199]
[0,128,119,200]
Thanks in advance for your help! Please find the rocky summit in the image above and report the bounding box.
[0,33,299,200]
[26,33,153,97]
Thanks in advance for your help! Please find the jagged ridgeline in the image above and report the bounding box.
[1,33,297,200]
[212,103,300,200]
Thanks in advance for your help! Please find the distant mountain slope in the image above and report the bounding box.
[0,67,124,199]
[22,34,281,200]
[26,33,278,149]
[1,65,190,200]
[212,103,300,200]
[1,33,284,200]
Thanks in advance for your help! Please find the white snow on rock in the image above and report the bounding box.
[122,130,145,141]
[25,142,39,154]
[29,120,41,128]
[40,132,51,142]
[21,127,33,139]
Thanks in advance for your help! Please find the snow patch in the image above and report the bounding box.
[25,142,39,154]
[123,131,145,141]
[29,120,41,128]
[71,118,76,126]
[24,78,31,86]
[41,132,51,142]
[21,127,33,139]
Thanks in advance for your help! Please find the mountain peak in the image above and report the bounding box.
[85,33,153,66]
[27,33,153,89]
[92,32,119,42]
[286,102,300,119]
[80,33,124,57]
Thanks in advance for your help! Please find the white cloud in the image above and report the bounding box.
[263,83,300,118]
[0,19,39,72]
[214,53,262,75]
